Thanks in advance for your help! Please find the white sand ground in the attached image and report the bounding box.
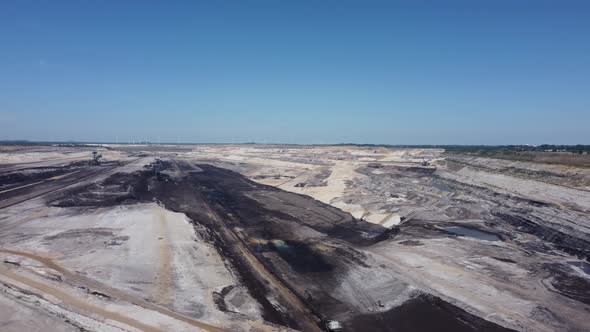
[0,201,267,331]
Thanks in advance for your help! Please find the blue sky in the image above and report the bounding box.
[0,0,588,144]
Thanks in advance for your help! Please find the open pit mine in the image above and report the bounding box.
[0,144,589,332]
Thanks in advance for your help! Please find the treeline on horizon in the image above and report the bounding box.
[441,144,590,154]
[0,140,588,153]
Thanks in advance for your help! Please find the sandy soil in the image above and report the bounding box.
[177,145,590,332]
[0,202,267,331]
[1,144,589,332]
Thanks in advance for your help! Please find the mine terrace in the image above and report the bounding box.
[0,144,589,332]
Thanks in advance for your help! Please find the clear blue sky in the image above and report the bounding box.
[1,0,588,144]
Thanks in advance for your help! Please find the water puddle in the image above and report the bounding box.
[364,231,384,238]
[269,240,333,273]
[444,226,500,241]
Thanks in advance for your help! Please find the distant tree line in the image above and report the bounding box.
[535,144,590,154]
[440,145,589,154]
[331,144,590,154]
[0,140,588,154]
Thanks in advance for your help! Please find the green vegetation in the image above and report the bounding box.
[443,145,590,167]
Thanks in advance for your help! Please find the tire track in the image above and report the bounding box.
[0,249,227,332]
[198,197,322,332]
[0,158,140,210]
[0,266,162,332]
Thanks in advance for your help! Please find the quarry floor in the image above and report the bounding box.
[0,145,589,332]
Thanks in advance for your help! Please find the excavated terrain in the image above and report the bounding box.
[0,145,589,332]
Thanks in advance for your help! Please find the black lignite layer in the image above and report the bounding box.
[50,160,516,332]
[347,294,513,332]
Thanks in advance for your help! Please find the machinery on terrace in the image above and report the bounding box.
[90,151,102,165]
